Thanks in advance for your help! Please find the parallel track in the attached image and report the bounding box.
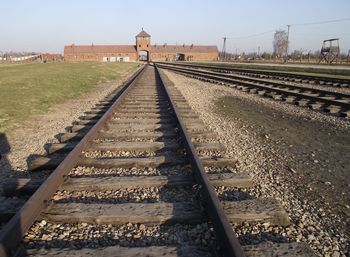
[156,63,350,117]
[158,62,350,88]
[0,65,315,257]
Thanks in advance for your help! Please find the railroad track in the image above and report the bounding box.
[156,63,350,117]
[0,64,315,256]
[158,62,350,88]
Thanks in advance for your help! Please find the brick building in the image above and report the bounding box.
[64,29,218,62]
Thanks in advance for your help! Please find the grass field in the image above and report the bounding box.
[0,62,138,132]
[192,61,350,79]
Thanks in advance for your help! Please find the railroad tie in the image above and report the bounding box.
[3,173,253,196]
[40,199,289,226]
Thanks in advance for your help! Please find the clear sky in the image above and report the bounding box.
[1,0,349,54]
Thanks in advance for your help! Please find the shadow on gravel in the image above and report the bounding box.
[43,143,52,153]
[217,189,255,202]
[0,132,29,256]
[0,133,24,191]
[238,231,290,245]
[0,133,11,176]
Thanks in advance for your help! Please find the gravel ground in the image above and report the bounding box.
[204,166,239,174]
[216,187,255,202]
[163,70,350,257]
[197,150,223,157]
[23,221,217,252]
[0,68,138,192]
[95,137,179,143]
[53,186,196,204]
[192,136,219,143]
[83,150,157,158]
[70,165,193,177]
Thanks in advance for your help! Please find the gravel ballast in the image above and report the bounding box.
[23,221,217,251]
[70,165,193,177]
[53,186,197,204]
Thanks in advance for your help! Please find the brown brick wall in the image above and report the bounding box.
[64,31,218,62]
[64,52,138,61]
[150,52,218,61]
[64,50,217,62]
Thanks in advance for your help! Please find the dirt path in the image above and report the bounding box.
[216,95,350,235]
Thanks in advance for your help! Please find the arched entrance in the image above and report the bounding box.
[176,53,185,61]
[138,50,149,62]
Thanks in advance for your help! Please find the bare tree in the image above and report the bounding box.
[273,30,288,58]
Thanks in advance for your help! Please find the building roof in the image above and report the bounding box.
[64,45,137,54]
[136,29,151,38]
[151,44,218,53]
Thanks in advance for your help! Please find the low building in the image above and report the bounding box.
[64,29,218,62]
[0,53,63,63]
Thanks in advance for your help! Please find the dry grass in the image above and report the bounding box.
[0,62,139,132]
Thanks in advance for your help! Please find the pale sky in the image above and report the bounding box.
[1,0,349,54]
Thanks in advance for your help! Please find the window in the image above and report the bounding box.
[139,44,141,47]
[147,44,149,47]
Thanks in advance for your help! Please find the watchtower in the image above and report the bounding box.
[319,38,340,64]
[136,28,151,61]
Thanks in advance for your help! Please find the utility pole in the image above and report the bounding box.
[299,48,303,62]
[221,37,227,61]
[285,24,291,63]
[221,37,231,61]
[257,46,260,58]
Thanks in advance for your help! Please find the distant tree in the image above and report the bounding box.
[273,30,288,58]
[261,52,269,59]
[290,50,300,59]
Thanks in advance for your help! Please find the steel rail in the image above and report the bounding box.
[0,65,147,257]
[157,62,350,86]
[157,64,350,111]
[155,64,246,257]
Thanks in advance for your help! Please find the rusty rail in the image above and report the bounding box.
[155,64,245,257]
[157,61,350,87]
